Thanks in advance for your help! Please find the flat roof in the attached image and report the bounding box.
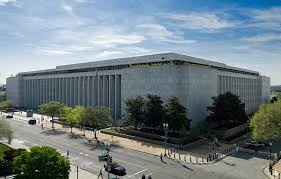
[18,52,259,75]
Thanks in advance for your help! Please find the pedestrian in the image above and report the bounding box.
[148,175,152,179]
[97,168,103,178]
[269,163,273,175]
[141,174,146,179]
[160,153,163,162]
[67,150,69,159]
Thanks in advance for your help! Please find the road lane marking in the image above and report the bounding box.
[114,158,146,169]
[124,169,148,179]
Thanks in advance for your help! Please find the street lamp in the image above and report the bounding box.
[163,123,169,156]
[213,137,218,159]
[269,142,272,159]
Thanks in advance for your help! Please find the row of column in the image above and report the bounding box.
[23,75,121,119]
[218,75,260,113]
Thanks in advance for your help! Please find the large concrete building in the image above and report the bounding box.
[6,53,270,124]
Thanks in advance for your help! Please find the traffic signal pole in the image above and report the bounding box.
[106,147,111,179]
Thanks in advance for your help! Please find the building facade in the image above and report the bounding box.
[6,53,270,124]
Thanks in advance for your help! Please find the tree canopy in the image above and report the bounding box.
[82,106,111,130]
[13,146,70,179]
[0,100,12,110]
[207,91,248,128]
[39,101,64,130]
[125,96,146,129]
[144,94,163,127]
[163,96,189,133]
[61,106,85,133]
[251,100,281,141]
[39,101,64,118]
[0,120,13,144]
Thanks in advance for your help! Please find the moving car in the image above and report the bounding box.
[104,162,126,176]
[28,119,36,125]
[246,141,269,148]
[6,114,13,118]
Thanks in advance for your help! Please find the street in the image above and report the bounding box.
[4,117,268,179]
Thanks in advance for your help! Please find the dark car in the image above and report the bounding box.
[28,119,36,125]
[6,114,13,118]
[243,144,257,151]
[104,162,126,176]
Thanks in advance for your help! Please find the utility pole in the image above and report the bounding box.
[77,166,78,179]
[106,146,111,179]
[163,123,169,156]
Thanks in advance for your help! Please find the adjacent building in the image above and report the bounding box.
[6,53,270,124]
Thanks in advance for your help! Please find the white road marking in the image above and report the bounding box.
[124,169,148,179]
[146,172,153,176]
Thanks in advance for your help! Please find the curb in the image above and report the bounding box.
[262,164,272,179]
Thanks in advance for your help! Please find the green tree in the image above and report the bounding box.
[125,96,146,130]
[13,146,70,179]
[207,91,248,128]
[0,120,13,144]
[0,100,12,110]
[251,101,281,141]
[83,106,111,130]
[61,106,85,133]
[144,94,163,127]
[39,101,64,130]
[164,96,188,134]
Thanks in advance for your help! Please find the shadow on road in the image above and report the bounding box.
[41,129,65,136]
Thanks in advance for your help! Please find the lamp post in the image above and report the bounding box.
[163,123,169,156]
[213,137,218,159]
[246,120,250,140]
[269,142,272,160]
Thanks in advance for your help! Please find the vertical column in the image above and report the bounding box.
[61,78,65,105]
[82,76,86,106]
[109,75,115,119]
[74,77,78,106]
[79,76,83,106]
[88,76,93,106]
[104,75,109,107]
[115,75,121,119]
[69,77,73,107]
[93,76,98,106]
[87,76,91,106]
[55,78,58,102]
[65,78,68,106]
[99,76,103,106]
[26,80,30,109]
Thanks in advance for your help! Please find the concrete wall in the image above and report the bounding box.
[260,76,270,103]
[6,76,20,106]
[187,64,217,124]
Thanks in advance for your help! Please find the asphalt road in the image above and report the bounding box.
[4,117,268,179]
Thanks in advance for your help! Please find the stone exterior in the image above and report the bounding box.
[6,53,270,125]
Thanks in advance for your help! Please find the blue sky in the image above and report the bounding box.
[0,0,280,84]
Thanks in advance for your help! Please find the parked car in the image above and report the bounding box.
[246,141,268,148]
[6,114,13,118]
[28,119,36,125]
[104,162,126,176]
[243,144,257,151]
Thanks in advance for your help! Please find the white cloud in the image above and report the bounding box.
[92,34,145,46]
[163,12,235,31]
[0,0,16,6]
[244,6,281,30]
[62,4,73,13]
[38,49,73,55]
[136,23,195,44]
[242,33,281,42]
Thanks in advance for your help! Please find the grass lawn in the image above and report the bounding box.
[0,143,10,160]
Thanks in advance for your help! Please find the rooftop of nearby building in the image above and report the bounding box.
[17,53,259,76]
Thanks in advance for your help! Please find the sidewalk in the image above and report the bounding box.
[12,112,230,164]
[2,140,97,179]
